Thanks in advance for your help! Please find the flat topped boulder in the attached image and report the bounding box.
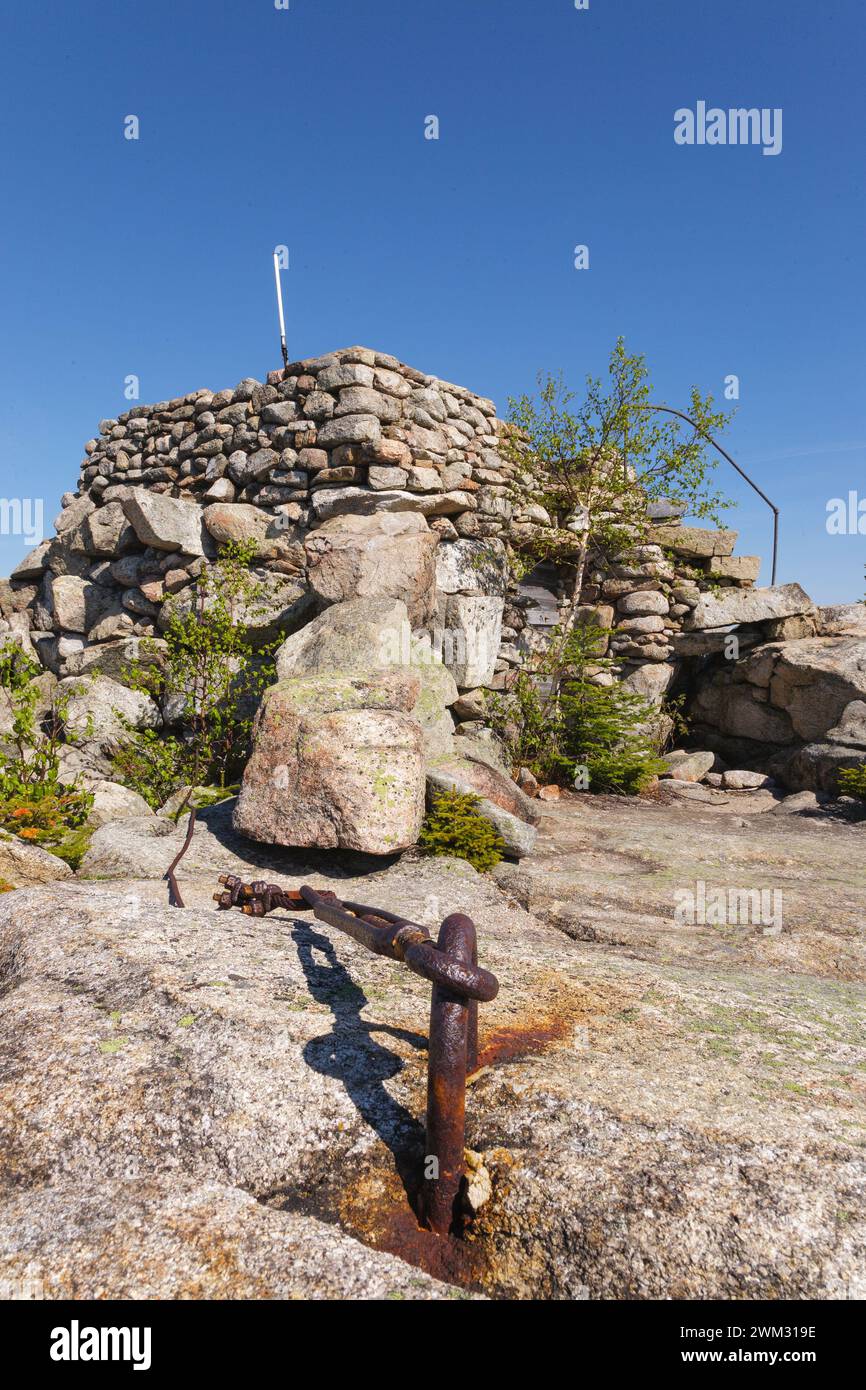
[276,596,409,680]
[649,524,738,559]
[684,583,814,631]
[274,596,458,758]
[234,669,425,855]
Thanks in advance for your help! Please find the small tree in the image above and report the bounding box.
[503,338,732,639]
[486,621,668,794]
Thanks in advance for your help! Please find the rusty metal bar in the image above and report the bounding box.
[208,874,499,1236]
[422,914,476,1235]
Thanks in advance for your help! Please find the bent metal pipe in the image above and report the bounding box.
[211,874,499,1236]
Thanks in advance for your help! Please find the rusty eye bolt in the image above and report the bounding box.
[213,876,499,1236]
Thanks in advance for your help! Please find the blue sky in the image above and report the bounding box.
[0,0,863,603]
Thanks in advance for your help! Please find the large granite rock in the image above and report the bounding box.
[684,583,814,631]
[122,492,206,556]
[305,511,438,625]
[435,539,509,597]
[441,595,504,688]
[275,597,458,759]
[276,596,407,680]
[769,636,866,740]
[234,671,425,854]
[58,674,161,753]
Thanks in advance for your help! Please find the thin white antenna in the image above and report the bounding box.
[273,251,288,371]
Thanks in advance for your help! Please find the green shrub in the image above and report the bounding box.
[419,791,505,873]
[116,541,278,807]
[50,825,93,871]
[0,645,93,848]
[559,671,668,795]
[838,765,866,800]
[111,729,196,811]
[486,621,667,794]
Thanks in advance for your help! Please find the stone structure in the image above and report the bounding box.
[0,348,541,856]
[2,344,865,849]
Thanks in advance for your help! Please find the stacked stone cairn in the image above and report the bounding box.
[2,346,865,852]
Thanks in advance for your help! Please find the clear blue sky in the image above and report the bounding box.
[1,0,863,603]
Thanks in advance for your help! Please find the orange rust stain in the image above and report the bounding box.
[335,1162,490,1291]
[472,970,646,1072]
[363,1204,489,1290]
[474,1017,570,1071]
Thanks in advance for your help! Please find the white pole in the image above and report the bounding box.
[273,252,288,368]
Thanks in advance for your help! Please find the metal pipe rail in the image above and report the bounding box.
[213,874,499,1236]
[637,403,781,586]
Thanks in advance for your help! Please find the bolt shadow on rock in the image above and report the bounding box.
[292,920,428,1209]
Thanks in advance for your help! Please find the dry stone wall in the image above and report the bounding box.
[1,347,518,689]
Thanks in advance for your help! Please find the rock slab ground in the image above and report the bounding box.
[1,794,864,1300]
